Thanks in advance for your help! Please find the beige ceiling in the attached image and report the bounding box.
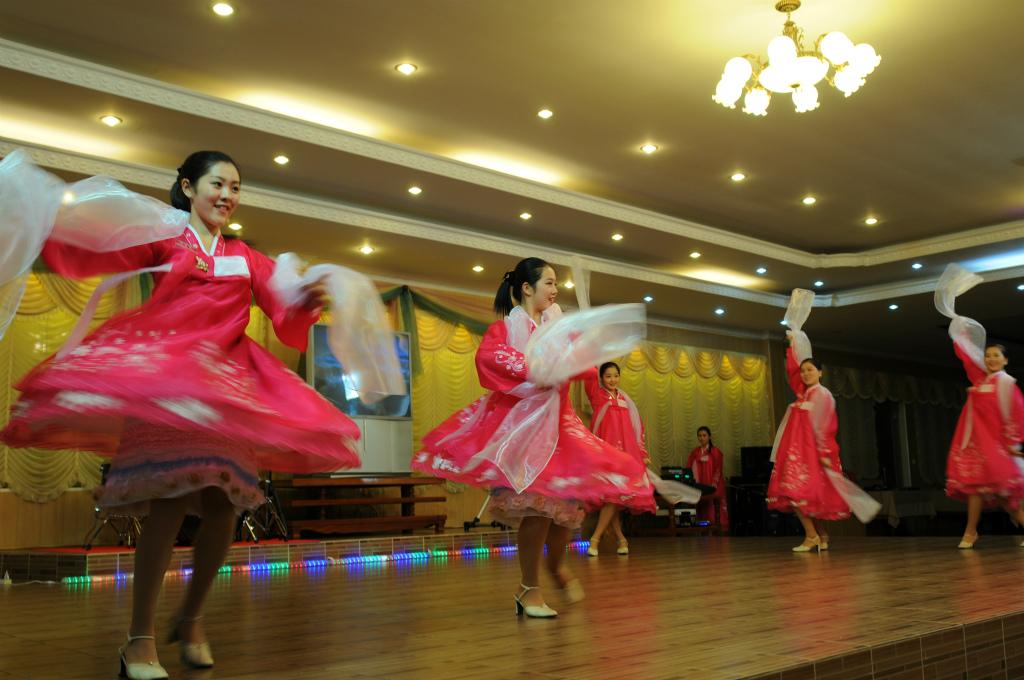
[1,0,1023,362]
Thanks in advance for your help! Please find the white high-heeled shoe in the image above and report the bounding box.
[958,532,978,549]
[792,536,821,553]
[167,615,214,669]
[118,634,168,680]
[514,584,558,618]
[616,540,630,555]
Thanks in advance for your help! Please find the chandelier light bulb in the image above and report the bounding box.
[713,78,744,108]
[792,84,820,113]
[724,56,754,83]
[848,43,881,76]
[743,88,770,116]
[834,66,865,97]
[819,31,854,65]
[767,35,798,65]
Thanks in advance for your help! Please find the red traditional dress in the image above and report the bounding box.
[945,339,1024,504]
[1,224,360,515]
[412,306,655,528]
[583,370,647,465]
[766,347,850,520]
[686,444,730,529]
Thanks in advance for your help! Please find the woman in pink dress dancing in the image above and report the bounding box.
[1,151,364,679]
[413,258,654,617]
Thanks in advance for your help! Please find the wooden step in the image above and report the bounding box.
[284,496,446,508]
[288,515,447,537]
[275,476,445,488]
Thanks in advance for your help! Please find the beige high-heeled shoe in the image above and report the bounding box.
[118,634,168,680]
[818,535,830,551]
[167,615,214,669]
[958,532,978,549]
[514,584,558,618]
[792,536,821,553]
[616,540,630,555]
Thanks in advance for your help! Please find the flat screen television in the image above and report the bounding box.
[306,325,412,419]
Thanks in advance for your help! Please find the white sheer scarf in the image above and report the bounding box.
[462,303,647,493]
[0,149,187,340]
[269,253,405,405]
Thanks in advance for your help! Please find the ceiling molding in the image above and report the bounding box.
[2,38,1022,271]
[4,139,1017,312]
[0,139,790,307]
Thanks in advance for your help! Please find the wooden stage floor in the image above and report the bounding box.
[2,536,1024,679]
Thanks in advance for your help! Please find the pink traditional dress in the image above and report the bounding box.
[412,306,655,528]
[766,347,850,520]
[945,340,1024,504]
[1,224,361,515]
[583,370,647,465]
[686,445,730,529]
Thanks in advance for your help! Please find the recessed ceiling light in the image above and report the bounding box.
[1017,283,1024,292]
[537,109,554,120]
[640,143,659,154]
[519,212,532,220]
[212,2,234,17]
[755,266,768,275]
[407,186,422,196]
[61,191,75,204]
[472,265,484,273]
[802,196,817,206]
[730,172,746,182]
[273,155,290,165]
[228,222,242,232]
[395,63,418,76]
[911,262,923,270]
[611,233,624,241]
[99,114,123,127]
[864,216,879,226]
[888,304,899,310]
[643,295,654,303]
[714,307,726,316]
[563,280,575,289]
[689,251,702,259]
[813,280,825,288]
[359,245,375,255]
[780,320,788,326]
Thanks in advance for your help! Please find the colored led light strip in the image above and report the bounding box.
[62,541,590,585]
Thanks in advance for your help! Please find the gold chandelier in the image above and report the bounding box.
[712,0,881,116]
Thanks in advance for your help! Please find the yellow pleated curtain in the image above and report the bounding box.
[1,274,774,501]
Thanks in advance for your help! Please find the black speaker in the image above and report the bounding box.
[740,446,773,482]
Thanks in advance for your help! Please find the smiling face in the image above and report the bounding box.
[523,265,558,314]
[601,364,620,391]
[984,345,1008,374]
[697,429,710,448]
[181,161,240,231]
[800,359,822,387]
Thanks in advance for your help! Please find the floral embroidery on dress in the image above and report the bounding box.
[493,347,526,377]
[153,397,221,425]
[54,391,125,412]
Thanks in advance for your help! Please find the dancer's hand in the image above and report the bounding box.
[785,330,794,345]
[1009,446,1023,458]
[300,277,329,311]
[819,457,832,468]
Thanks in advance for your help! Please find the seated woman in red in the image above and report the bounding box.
[686,426,729,531]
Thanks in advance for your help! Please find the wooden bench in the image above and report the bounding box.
[275,476,447,538]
